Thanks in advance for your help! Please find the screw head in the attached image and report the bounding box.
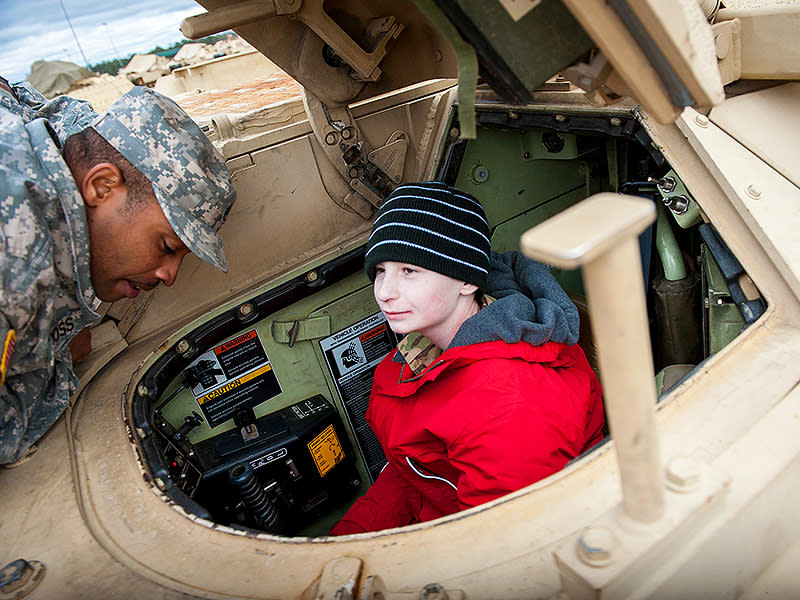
[305,270,319,283]
[471,165,489,184]
[176,339,190,354]
[137,384,149,398]
[610,117,622,127]
[238,303,254,317]
[554,114,567,123]
[420,583,448,600]
[666,456,701,492]
[577,526,616,567]
[694,114,710,127]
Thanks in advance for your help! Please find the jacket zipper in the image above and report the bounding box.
[405,456,457,491]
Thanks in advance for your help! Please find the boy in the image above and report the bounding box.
[331,181,604,534]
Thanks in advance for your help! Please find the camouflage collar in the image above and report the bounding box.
[395,294,494,376]
[396,332,443,377]
[25,118,100,317]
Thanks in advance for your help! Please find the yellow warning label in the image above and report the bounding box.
[196,363,273,406]
[307,424,345,477]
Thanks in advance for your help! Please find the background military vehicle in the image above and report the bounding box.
[3,1,800,598]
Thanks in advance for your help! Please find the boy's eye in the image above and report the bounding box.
[162,240,175,255]
[402,267,417,274]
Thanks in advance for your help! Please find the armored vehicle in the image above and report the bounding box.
[3,1,800,598]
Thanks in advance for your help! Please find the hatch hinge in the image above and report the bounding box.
[182,1,402,83]
[309,558,466,600]
[359,575,466,600]
[312,557,362,600]
[302,88,403,217]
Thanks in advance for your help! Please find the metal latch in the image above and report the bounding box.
[0,559,45,599]
[271,315,332,345]
[303,89,402,217]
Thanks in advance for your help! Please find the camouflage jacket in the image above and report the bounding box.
[0,95,101,464]
[1,81,96,144]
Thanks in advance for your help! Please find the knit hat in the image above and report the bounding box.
[364,182,491,288]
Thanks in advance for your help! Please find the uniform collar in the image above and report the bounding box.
[24,117,100,318]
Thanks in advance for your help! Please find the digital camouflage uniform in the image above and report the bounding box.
[0,80,97,144]
[0,84,235,464]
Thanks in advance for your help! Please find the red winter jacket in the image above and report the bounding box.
[330,338,604,535]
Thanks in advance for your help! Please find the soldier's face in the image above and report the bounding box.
[86,189,191,302]
[373,261,478,347]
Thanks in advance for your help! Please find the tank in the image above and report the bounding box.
[3,1,800,598]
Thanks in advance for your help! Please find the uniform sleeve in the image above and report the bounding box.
[12,82,97,142]
[0,311,25,464]
[329,462,420,535]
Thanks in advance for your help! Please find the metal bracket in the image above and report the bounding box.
[0,559,46,599]
[271,314,332,345]
[711,18,742,86]
[554,458,730,599]
[359,575,465,600]
[313,557,362,600]
[182,0,403,83]
[302,88,401,216]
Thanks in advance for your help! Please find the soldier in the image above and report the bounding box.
[331,181,605,534]
[0,84,236,465]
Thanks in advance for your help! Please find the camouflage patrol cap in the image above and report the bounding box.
[91,86,235,272]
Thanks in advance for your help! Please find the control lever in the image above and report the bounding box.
[173,411,203,442]
[234,406,260,442]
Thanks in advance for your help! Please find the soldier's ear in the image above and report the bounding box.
[81,162,125,207]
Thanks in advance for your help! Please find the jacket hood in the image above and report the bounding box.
[449,251,580,349]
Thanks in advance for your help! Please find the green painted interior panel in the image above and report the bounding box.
[454,124,608,295]
[454,126,599,229]
[160,271,375,444]
[702,244,745,354]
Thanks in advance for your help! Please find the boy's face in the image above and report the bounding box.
[373,261,477,345]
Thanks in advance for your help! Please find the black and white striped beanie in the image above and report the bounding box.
[364,181,491,289]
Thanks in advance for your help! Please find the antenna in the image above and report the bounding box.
[102,22,121,62]
[58,0,91,69]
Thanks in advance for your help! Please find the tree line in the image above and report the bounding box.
[90,33,232,76]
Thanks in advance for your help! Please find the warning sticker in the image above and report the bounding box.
[307,424,345,477]
[183,329,281,428]
[320,312,397,481]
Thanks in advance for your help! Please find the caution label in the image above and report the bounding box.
[184,329,281,428]
[307,424,345,477]
[196,363,274,406]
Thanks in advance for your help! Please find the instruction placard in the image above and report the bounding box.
[320,312,397,481]
[184,329,281,428]
[307,424,345,477]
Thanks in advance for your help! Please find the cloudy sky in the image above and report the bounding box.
[0,0,204,84]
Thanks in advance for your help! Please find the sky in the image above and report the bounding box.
[0,0,204,84]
